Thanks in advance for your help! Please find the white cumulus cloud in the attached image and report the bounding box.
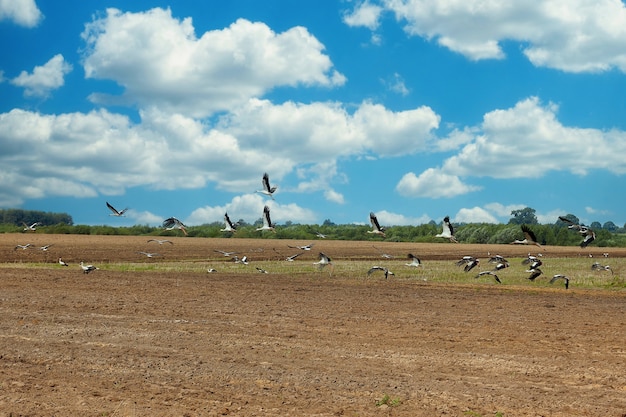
[11,54,72,98]
[0,0,42,27]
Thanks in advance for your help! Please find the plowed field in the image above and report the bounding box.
[1,234,625,416]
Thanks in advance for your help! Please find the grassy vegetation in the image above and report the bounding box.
[2,256,622,291]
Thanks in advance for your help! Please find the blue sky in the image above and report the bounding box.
[1,0,625,228]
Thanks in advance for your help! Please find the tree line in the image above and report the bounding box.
[1,207,624,247]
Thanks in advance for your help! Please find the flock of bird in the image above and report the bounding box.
[11,173,614,288]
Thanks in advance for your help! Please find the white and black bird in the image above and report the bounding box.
[526,268,543,281]
[256,267,269,274]
[214,249,237,257]
[558,216,596,248]
[220,212,238,233]
[256,205,276,232]
[58,257,69,266]
[405,253,422,268]
[233,255,249,265]
[314,252,334,275]
[435,216,458,243]
[14,243,32,250]
[106,202,128,217]
[522,254,541,265]
[207,268,218,273]
[22,222,40,232]
[367,212,386,237]
[147,239,173,245]
[550,274,570,289]
[591,262,613,274]
[475,270,502,284]
[511,225,542,248]
[39,244,53,251]
[488,254,508,264]
[256,172,278,199]
[288,243,314,251]
[367,266,395,279]
[163,217,188,236]
[137,251,160,258]
[457,256,479,272]
[80,261,98,274]
[313,231,327,239]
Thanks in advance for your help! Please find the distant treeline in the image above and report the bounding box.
[1,217,625,247]
[0,209,73,227]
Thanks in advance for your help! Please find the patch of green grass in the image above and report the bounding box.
[375,393,401,407]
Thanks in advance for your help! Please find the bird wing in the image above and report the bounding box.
[369,212,382,231]
[367,266,384,276]
[263,205,272,227]
[262,173,271,192]
[106,202,120,215]
[521,225,538,242]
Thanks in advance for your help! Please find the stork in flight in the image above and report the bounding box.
[511,225,542,248]
[475,270,502,284]
[147,239,173,245]
[14,243,32,250]
[591,262,613,274]
[163,217,188,236]
[106,202,128,217]
[550,274,570,289]
[22,222,40,232]
[256,205,276,232]
[314,252,334,276]
[405,253,422,268]
[558,216,596,248]
[457,256,480,272]
[435,216,458,243]
[526,268,543,281]
[256,172,278,199]
[367,266,395,279]
[288,243,314,251]
[220,212,238,233]
[367,212,386,237]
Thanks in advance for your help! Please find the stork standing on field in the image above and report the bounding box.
[511,225,542,248]
[435,216,458,243]
[256,172,278,199]
[80,261,98,274]
[58,257,68,266]
[256,205,276,232]
[367,212,386,237]
[220,212,238,233]
[106,202,128,217]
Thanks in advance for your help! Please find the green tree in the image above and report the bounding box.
[508,207,538,225]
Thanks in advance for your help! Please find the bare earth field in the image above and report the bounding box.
[1,233,625,417]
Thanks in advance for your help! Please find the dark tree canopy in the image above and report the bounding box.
[508,207,538,225]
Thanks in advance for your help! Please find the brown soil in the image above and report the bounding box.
[1,234,625,417]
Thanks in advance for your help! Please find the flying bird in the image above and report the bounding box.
[475,270,502,284]
[137,252,160,258]
[22,222,40,232]
[163,217,188,236]
[367,212,386,237]
[214,249,237,257]
[207,268,218,273]
[313,231,327,239]
[14,243,32,250]
[313,252,334,275]
[220,212,238,233]
[435,216,458,243]
[550,274,570,289]
[558,216,596,248]
[511,225,542,248]
[256,205,276,232]
[526,268,543,281]
[233,255,249,265]
[39,244,53,251]
[256,267,269,274]
[288,243,314,251]
[405,253,422,268]
[591,262,613,274]
[457,256,479,272]
[367,266,395,279]
[147,239,173,245]
[373,246,394,259]
[256,172,278,199]
[80,261,98,274]
[106,202,128,217]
